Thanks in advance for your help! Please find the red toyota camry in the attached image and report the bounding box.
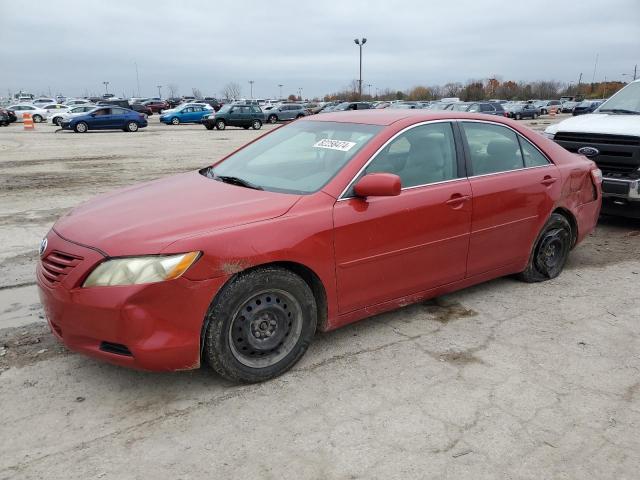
[37,110,601,382]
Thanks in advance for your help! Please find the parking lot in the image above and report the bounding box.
[1,114,639,479]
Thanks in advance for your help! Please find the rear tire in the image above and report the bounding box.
[203,267,317,383]
[74,121,88,133]
[268,114,277,124]
[171,117,180,125]
[515,113,522,120]
[518,213,572,283]
[252,119,262,130]
[205,124,214,130]
[32,114,43,123]
[216,120,226,130]
[533,113,538,119]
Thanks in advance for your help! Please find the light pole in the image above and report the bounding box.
[135,62,140,97]
[102,81,109,95]
[278,84,283,99]
[156,85,162,99]
[249,80,254,99]
[367,83,372,98]
[298,88,303,100]
[622,65,638,81]
[353,37,367,99]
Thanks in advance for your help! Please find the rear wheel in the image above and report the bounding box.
[518,213,572,283]
[32,114,43,123]
[205,124,214,130]
[252,119,262,130]
[204,267,317,383]
[515,113,522,120]
[74,121,88,133]
[268,114,277,124]
[171,117,180,125]
[53,117,63,126]
[296,114,304,119]
[533,112,539,119]
[216,120,226,130]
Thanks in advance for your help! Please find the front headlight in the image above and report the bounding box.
[83,252,200,287]
[542,131,555,139]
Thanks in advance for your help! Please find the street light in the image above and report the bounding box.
[278,84,283,99]
[156,85,162,99]
[353,37,367,99]
[102,81,110,94]
[298,87,303,100]
[249,80,254,99]
[367,83,372,98]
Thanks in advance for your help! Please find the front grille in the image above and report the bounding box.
[40,251,83,285]
[554,131,640,178]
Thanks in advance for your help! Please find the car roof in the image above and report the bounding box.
[304,109,521,126]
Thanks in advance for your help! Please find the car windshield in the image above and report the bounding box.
[597,81,640,114]
[203,121,382,194]
[217,105,232,114]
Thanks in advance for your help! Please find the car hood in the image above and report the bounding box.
[546,113,640,136]
[53,171,301,256]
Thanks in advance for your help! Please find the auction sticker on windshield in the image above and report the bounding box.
[313,139,357,152]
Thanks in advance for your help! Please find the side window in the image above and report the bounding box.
[480,104,495,112]
[519,136,550,167]
[468,104,480,112]
[364,122,458,188]
[462,122,524,175]
[111,108,125,115]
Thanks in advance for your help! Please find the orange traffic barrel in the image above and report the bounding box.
[23,113,34,130]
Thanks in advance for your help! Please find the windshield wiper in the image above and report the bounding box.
[214,174,263,190]
[598,108,640,115]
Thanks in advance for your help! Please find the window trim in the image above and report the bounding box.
[338,120,463,200]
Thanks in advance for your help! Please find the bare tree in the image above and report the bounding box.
[168,83,179,98]
[222,82,242,100]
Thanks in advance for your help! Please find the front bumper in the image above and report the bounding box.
[599,177,640,218]
[36,230,228,371]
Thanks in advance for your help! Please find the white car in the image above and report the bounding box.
[42,104,71,120]
[64,98,92,106]
[32,98,56,107]
[7,104,49,123]
[49,104,96,126]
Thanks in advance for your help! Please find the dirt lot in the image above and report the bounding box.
[1,114,639,479]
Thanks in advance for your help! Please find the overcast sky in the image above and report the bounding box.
[1,0,639,99]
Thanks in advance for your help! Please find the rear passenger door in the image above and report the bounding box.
[460,121,560,276]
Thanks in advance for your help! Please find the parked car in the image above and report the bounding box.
[264,104,308,123]
[159,104,211,125]
[64,98,93,106]
[129,103,153,117]
[534,100,562,115]
[466,102,508,116]
[332,102,372,112]
[446,102,472,111]
[505,103,540,120]
[560,101,578,113]
[572,100,603,116]
[202,104,264,130]
[545,79,640,218]
[98,99,131,109]
[60,106,147,133]
[50,105,97,126]
[142,100,169,113]
[42,104,71,119]
[165,98,182,108]
[7,104,49,123]
[38,110,601,382]
[4,108,17,123]
[198,98,222,111]
[0,108,10,126]
[32,98,56,107]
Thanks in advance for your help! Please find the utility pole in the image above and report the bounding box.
[367,83,372,97]
[278,84,283,99]
[634,64,638,81]
[102,81,110,95]
[354,37,367,99]
[591,53,599,83]
[135,62,141,97]
[249,80,254,99]
[156,85,162,99]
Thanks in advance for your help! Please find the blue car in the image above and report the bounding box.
[61,106,148,133]
[159,104,211,125]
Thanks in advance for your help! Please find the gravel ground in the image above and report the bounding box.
[0,114,639,479]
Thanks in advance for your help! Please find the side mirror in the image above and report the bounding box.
[354,173,401,198]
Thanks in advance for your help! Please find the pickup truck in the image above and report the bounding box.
[545,79,640,218]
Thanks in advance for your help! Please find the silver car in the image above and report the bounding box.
[264,104,308,124]
[7,104,49,123]
[49,104,96,126]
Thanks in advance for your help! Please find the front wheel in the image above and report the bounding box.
[216,120,226,130]
[32,114,43,123]
[205,124,214,130]
[533,113,538,119]
[171,117,180,125]
[74,121,88,133]
[518,213,572,283]
[204,267,317,383]
[515,113,522,120]
[252,119,262,130]
[126,121,139,132]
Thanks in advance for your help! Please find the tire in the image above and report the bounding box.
[171,117,180,125]
[515,113,522,120]
[518,213,572,283]
[32,114,43,123]
[126,121,139,132]
[204,267,317,383]
[252,119,262,130]
[205,124,214,130]
[268,114,277,124]
[533,113,538,119]
[74,121,88,133]
[541,109,547,115]
[296,114,304,119]
[216,120,226,130]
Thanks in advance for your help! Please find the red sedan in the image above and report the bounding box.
[37,111,601,382]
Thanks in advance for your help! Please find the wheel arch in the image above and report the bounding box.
[551,207,578,247]
[199,260,329,357]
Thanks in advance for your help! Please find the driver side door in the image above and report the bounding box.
[332,122,472,313]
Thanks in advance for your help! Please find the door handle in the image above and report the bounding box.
[445,194,470,207]
[541,176,557,186]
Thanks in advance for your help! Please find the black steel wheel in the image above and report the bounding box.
[518,213,572,282]
[204,267,317,382]
[268,114,277,124]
